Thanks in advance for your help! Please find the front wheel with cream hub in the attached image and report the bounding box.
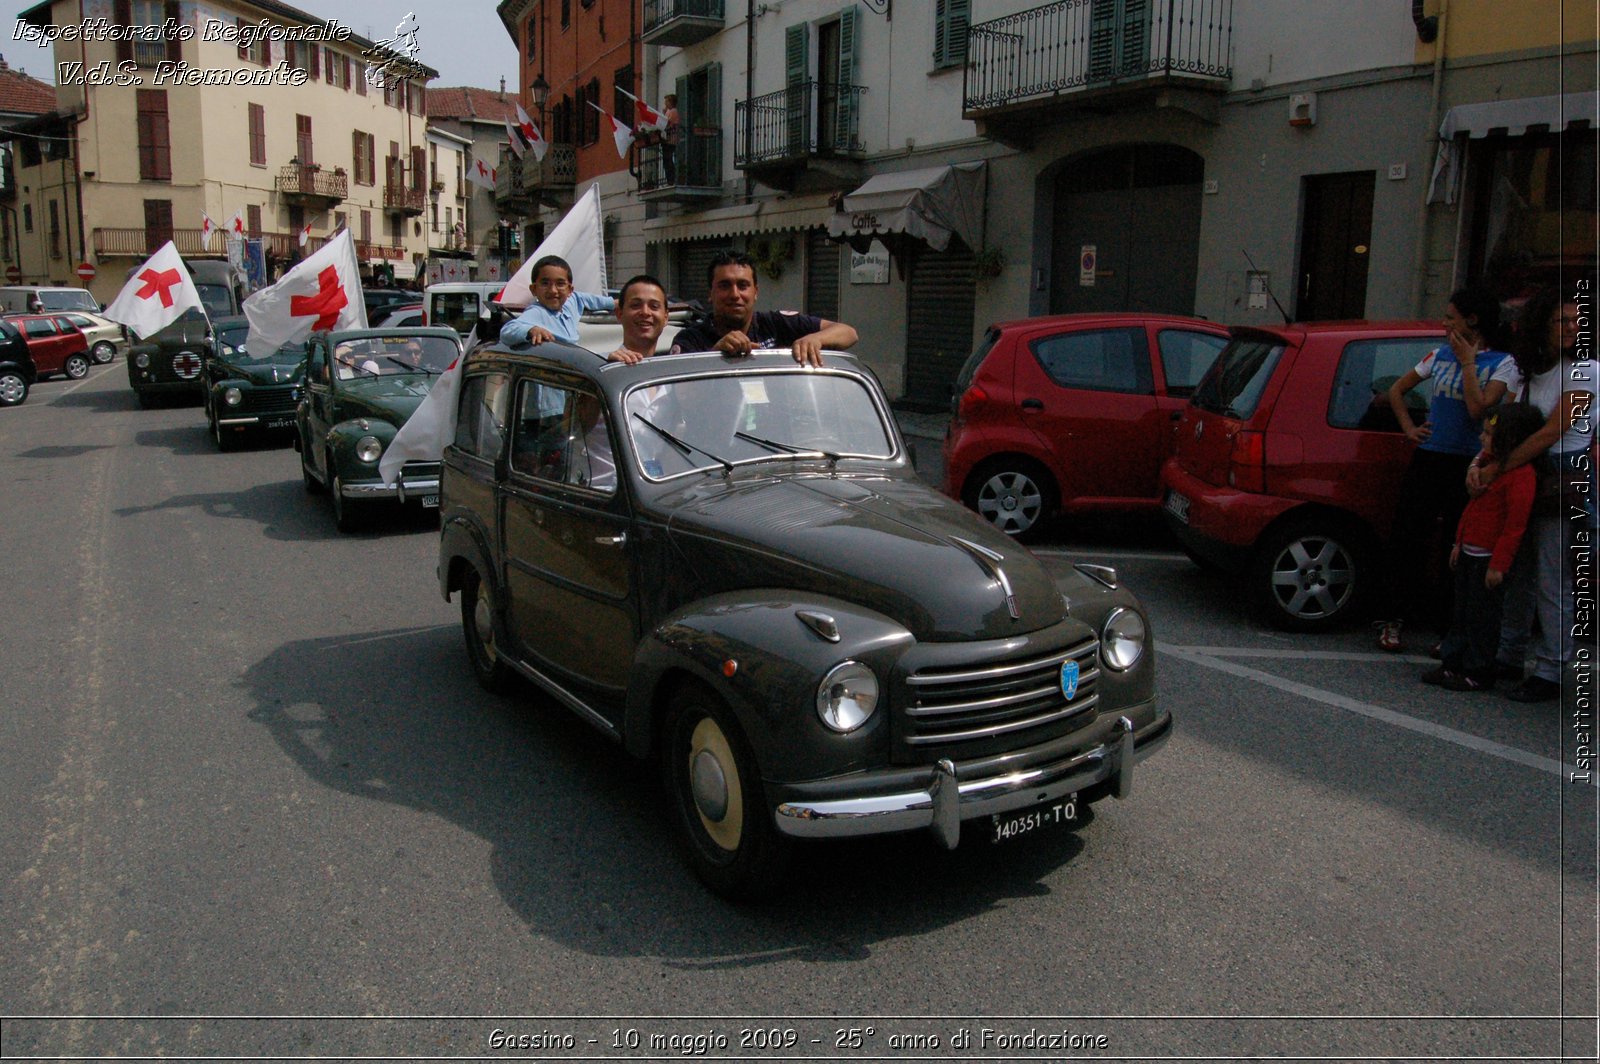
[662,684,788,899]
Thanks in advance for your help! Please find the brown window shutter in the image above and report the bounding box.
[115,0,132,64]
[342,55,351,89]
[237,18,248,60]
[308,41,319,80]
[164,1,181,62]
[262,38,270,66]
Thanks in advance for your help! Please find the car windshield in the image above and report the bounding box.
[196,284,236,318]
[39,290,99,312]
[334,335,456,379]
[624,370,894,480]
[218,325,301,363]
[1192,336,1285,419]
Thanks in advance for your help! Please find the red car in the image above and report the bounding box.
[943,313,1231,538]
[8,313,91,381]
[1161,321,1446,630]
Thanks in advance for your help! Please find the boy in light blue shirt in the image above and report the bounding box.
[499,255,615,347]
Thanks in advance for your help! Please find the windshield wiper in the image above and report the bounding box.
[632,413,733,474]
[734,429,840,463]
[383,356,438,375]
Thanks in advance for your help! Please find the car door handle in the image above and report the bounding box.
[595,532,627,546]
[1020,398,1044,412]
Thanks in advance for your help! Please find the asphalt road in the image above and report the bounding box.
[2,363,1595,1061]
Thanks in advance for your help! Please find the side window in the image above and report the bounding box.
[1157,329,1229,397]
[453,372,511,459]
[1030,327,1152,394]
[306,339,328,383]
[1328,337,1439,431]
[510,380,616,494]
[23,318,55,337]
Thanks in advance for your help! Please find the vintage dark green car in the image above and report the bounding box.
[294,327,461,532]
[202,317,306,450]
[127,259,242,408]
[438,342,1169,898]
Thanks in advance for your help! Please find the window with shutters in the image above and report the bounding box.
[48,200,60,259]
[560,0,571,30]
[360,210,371,246]
[353,131,375,185]
[236,17,269,64]
[613,65,635,126]
[411,146,426,191]
[933,0,969,70]
[246,204,261,237]
[248,104,266,167]
[136,89,171,181]
[23,204,32,233]
[143,199,172,253]
[127,0,171,66]
[1089,0,1151,82]
[295,115,313,167]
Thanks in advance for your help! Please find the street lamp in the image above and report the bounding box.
[531,72,549,113]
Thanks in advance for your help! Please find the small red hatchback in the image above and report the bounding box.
[1161,320,1446,630]
[7,313,91,381]
[943,313,1231,538]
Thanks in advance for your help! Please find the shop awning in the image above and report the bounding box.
[643,193,837,244]
[826,162,986,254]
[1428,91,1598,204]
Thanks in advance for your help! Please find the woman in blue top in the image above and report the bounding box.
[498,255,615,347]
[1375,286,1519,651]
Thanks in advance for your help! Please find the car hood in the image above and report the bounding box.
[658,471,1067,641]
[336,375,435,426]
[216,357,305,386]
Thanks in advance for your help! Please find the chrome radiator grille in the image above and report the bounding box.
[902,636,1100,747]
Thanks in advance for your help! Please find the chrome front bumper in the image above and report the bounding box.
[775,713,1169,849]
[340,469,440,501]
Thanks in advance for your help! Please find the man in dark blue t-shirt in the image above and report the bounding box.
[670,250,857,367]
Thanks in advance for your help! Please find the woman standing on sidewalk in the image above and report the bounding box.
[1374,286,1519,652]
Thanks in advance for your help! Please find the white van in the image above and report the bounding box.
[0,285,101,315]
[423,281,504,338]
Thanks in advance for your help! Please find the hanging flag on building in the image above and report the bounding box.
[503,114,526,159]
[465,155,498,191]
[515,102,548,163]
[242,229,367,356]
[298,223,312,248]
[102,241,204,339]
[588,101,634,159]
[614,86,669,132]
[200,212,218,250]
[229,210,245,242]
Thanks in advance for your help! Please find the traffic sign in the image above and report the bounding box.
[4,265,20,283]
[76,261,96,281]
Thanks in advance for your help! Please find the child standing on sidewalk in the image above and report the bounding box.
[1424,404,1545,691]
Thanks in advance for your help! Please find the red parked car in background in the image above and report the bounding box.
[1161,320,1446,631]
[7,313,91,381]
[943,313,1231,538]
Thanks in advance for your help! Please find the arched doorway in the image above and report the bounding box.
[1049,144,1204,315]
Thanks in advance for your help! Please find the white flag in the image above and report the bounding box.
[242,228,367,356]
[515,102,547,162]
[200,212,217,250]
[589,102,633,159]
[297,223,312,248]
[497,184,606,310]
[102,241,204,339]
[503,114,525,159]
[465,155,497,191]
[615,86,669,132]
[229,210,245,239]
[381,190,608,484]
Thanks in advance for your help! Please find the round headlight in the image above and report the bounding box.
[355,436,383,463]
[1101,607,1147,671]
[816,661,879,733]
[134,352,150,368]
[223,386,242,406]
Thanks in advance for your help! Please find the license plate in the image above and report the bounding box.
[419,494,440,509]
[990,794,1078,844]
[1164,489,1190,524]
[264,417,293,430]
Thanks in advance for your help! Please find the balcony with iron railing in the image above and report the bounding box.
[637,129,723,202]
[93,227,330,258]
[734,82,866,191]
[357,240,406,262]
[642,0,725,47]
[276,163,348,206]
[963,0,1233,141]
[495,144,577,212]
[384,183,425,216]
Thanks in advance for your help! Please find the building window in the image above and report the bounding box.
[295,114,313,167]
[430,201,438,232]
[236,16,269,64]
[143,199,171,253]
[613,65,635,126]
[48,200,60,259]
[23,204,32,233]
[246,204,261,236]
[360,209,371,246]
[334,210,346,232]
[411,146,426,191]
[129,0,170,66]
[525,17,537,58]
[933,0,970,69]
[353,131,375,185]
[136,89,171,181]
[561,0,571,30]
[248,103,266,166]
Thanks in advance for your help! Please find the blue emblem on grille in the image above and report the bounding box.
[1060,660,1080,700]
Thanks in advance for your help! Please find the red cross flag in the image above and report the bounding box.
[229,210,245,239]
[514,103,547,162]
[503,114,526,159]
[589,102,634,159]
[615,87,669,133]
[297,222,312,248]
[101,240,204,339]
[242,228,367,356]
[200,212,218,250]
[465,155,498,191]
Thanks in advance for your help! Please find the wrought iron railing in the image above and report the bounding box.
[357,240,405,261]
[964,0,1232,112]
[496,144,578,204]
[276,164,349,201]
[643,0,725,34]
[93,227,330,257]
[384,184,425,213]
[734,82,866,168]
[638,129,722,193]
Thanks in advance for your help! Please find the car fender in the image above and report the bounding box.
[1052,566,1158,718]
[322,417,398,473]
[438,511,496,604]
[623,590,915,782]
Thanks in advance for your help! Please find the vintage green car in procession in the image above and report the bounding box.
[127,259,243,408]
[294,327,462,532]
[202,316,305,450]
[437,342,1169,898]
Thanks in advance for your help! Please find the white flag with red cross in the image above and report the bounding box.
[503,114,526,159]
[465,155,497,191]
[229,210,245,239]
[514,103,547,162]
[588,102,634,159]
[241,228,367,356]
[200,212,218,250]
[297,222,312,248]
[615,87,669,133]
[102,240,205,339]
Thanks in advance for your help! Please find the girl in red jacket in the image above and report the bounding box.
[1425,404,1546,691]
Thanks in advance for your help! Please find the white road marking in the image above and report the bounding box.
[52,364,114,398]
[1160,643,1595,786]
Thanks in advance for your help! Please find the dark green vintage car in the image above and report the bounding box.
[203,317,306,450]
[295,327,461,532]
[127,259,242,408]
[438,342,1169,898]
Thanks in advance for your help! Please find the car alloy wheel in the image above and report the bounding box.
[63,353,89,380]
[1253,520,1365,631]
[91,341,115,364]
[661,684,789,899]
[460,568,514,694]
[967,459,1056,540]
[0,371,28,406]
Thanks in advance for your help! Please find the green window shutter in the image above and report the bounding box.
[1120,0,1150,74]
[934,0,969,69]
[835,4,860,151]
[704,62,722,129]
[785,24,810,154]
[1088,0,1117,80]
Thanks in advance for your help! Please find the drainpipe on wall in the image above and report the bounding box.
[1409,0,1448,317]
[745,0,755,204]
